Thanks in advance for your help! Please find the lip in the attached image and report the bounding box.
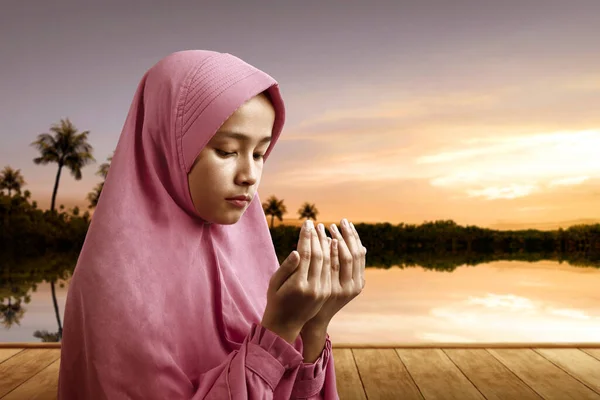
[225,195,251,201]
[225,199,248,208]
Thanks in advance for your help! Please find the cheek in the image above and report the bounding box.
[198,165,229,198]
[187,174,202,208]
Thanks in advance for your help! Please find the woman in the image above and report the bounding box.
[58,50,366,399]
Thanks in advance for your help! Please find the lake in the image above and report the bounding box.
[2,260,600,344]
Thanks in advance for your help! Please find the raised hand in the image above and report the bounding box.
[261,219,332,343]
[303,218,366,329]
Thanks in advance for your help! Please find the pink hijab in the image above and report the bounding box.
[58,50,338,399]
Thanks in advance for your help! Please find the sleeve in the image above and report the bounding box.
[191,322,307,400]
[58,321,306,400]
[290,332,333,399]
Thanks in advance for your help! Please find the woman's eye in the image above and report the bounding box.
[216,149,233,157]
[216,149,264,160]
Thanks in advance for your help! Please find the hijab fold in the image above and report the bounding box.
[57,50,339,399]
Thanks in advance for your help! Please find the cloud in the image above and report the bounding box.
[261,74,600,225]
[283,73,600,142]
[516,206,557,213]
[549,308,591,320]
[426,292,600,342]
[549,176,589,187]
[423,129,600,200]
[466,184,538,200]
[466,293,536,311]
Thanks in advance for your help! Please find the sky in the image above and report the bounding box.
[1,0,599,228]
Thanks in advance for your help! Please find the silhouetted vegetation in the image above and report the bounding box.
[3,190,600,341]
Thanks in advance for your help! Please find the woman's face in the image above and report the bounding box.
[187,93,276,225]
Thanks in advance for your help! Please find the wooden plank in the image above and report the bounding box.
[0,349,61,398]
[443,349,542,400]
[3,343,598,349]
[489,349,600,400]
[2,358,60,400]
[4,343,600,349]
[353,349,423,399]
[535,349,600,395]
[0,349,23,364]
[332,349,367,400]
[396,349,485,400]
[582,349,600,362]
[0,343,61,349]
[334,343,600,349]
[0,347,597,400]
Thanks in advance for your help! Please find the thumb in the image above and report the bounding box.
[270,251,300,291]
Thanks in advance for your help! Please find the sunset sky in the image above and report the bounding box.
[1,0,599,228]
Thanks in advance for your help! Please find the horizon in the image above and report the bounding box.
[2,1,599,229]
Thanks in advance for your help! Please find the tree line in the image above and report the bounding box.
[2,117,600,268]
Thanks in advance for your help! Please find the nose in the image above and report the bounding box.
[235,155,259,186]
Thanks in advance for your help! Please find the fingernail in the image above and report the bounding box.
[350,222,356,231]
[318,223,324,233]
[305,220,314,231]
[342,218,348,227]
[331,224,338,233]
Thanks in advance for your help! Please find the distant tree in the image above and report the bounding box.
[0,299,25,328]
[30,118,95,340]
[87,152,113,209]
[0,166,26,196]
[31,118,95,214]
[298,202,319,221]
[33,330,61,342]
[262,195,287,228]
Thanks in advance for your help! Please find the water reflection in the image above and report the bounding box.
[329,260,600,344]
[2,258,600,344]
[0,278,68,342]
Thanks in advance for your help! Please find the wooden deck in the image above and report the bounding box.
[1,343,600,399]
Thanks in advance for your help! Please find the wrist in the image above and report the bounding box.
[299,323,328,363]
[301,319,329,335]
[261,320,301,344]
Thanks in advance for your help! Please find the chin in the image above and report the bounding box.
[214,211,245,225]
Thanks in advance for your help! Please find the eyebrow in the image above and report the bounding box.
[217,130,272,144]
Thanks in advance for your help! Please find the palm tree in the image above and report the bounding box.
[298,202,319,221]
[30,118,95,340]
[33,330,61,342]
[0,166,26,196]
[0,299,26,329]
[31,118,95,214]
[87,183,103,210]
[262,195,287,228]
[97,154,112,179]
[87,153,113,209]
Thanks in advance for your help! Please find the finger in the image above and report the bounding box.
[340,219,359,255]
[340,219,360,283]
[329,223,353,283]
[316,223,331,283]
[330,238,340,283]
[350,222,363,249]
[350,222,366,284]
[270,251,300,292]
[328,236,340,289]
[308,222,323,282]
[296,219,313,281]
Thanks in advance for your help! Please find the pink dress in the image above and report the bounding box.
[57,50,339,399]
